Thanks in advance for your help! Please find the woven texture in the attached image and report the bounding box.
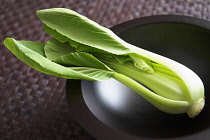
[0,0,210,139]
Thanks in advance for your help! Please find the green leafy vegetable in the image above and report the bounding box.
[4,8,205,118]
[4,38,114,81]
[45,38,110,70]
[44,38,75,60]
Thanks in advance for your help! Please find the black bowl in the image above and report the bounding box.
[66,15,210,140]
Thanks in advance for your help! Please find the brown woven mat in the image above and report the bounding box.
[0,0,210,139]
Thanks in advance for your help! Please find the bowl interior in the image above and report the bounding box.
[67,18,210,139]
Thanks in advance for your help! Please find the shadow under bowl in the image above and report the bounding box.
[66,15,210,140]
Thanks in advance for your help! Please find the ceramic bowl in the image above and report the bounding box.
[66,15,210,140]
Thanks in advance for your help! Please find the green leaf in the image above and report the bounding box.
[44,24,70,43]
[4,38,114,81]
[38,9,155,73]
[130,53,155,73]
[70,67,113,80]
[114,55,131,64]
[36,8,131,55]
[54,52,111,70]
[18,41,46,56]
[44,38,111,70]
[44,24,110,54]
[44,38,75,60]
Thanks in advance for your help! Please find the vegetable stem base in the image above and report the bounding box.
[186,98,205,118]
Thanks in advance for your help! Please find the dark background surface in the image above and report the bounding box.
[1,0,210,140]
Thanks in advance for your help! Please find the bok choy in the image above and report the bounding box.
[4,8,205,118]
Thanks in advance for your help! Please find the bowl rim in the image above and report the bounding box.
[110,15,210,34]
[66,15,210,140]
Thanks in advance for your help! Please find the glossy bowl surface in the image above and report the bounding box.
[66,15,210,140]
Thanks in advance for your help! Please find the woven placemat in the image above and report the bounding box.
[0,0,210,140]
